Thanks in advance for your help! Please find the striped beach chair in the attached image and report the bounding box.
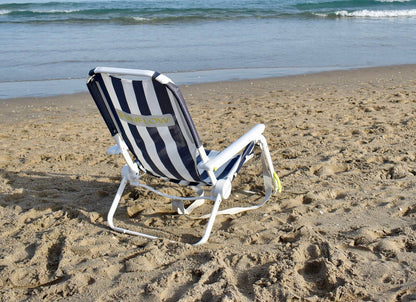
[87,67,281,245]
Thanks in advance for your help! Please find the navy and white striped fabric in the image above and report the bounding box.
[87,70,253,186]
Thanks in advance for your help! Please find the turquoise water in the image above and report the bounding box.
[1,0,416,99]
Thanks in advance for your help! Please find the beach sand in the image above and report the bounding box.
[1,65,416,301]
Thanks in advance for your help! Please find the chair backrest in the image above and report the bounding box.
[87,67,205,184]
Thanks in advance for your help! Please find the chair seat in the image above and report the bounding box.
[198,150,241,185]
[164,150,244,187]
[198,143,254,185]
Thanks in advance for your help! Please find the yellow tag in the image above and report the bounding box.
[273,171,282,193]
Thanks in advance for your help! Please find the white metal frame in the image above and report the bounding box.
[106,125,275,245]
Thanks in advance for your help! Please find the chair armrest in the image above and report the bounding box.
[200,124,265,172]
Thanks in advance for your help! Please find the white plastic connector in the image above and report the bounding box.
[106,144,122,155]
[121,164,130,179]
[214,179,232,199]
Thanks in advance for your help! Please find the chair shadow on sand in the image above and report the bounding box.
[0,168,267,244]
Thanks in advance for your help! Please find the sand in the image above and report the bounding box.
[1,65,416,301]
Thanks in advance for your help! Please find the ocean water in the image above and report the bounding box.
[1,0,416,99]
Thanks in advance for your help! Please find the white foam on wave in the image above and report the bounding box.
[375,0,410,2]
[32,9,81,14]
[132,17,150,21]
[0,10,11,15]
[336,9,416,18]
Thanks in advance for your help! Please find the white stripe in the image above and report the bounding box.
[142,79,196,182]
[121,78,177,180]
[154,74,173,85]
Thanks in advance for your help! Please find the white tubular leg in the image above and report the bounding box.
[185,198,205,214]
[193,194,222,245]
[172,186,205,215]
[113,134,140,174]
[107,176,128,231]
[107,176,158,240]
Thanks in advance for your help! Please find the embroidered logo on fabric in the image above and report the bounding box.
[116,109,175,127]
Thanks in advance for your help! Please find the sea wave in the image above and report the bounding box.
[0,7,289,24]
[1,0,416,24]
[3,9,81,15]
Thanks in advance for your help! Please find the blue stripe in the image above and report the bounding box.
[87,75,117,136]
